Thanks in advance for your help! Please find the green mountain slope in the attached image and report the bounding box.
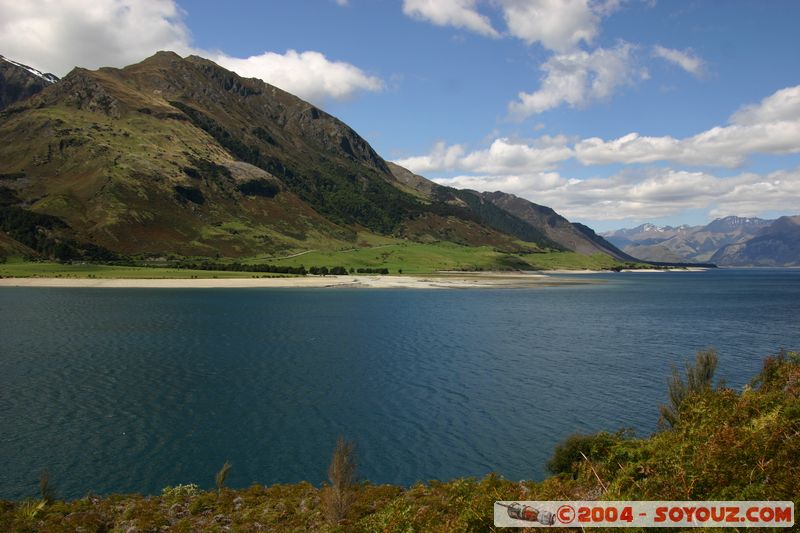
[0,52,631,269]
[481,191,635,261]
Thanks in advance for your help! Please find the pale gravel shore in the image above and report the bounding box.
[0,273,598,289]
[538,269,603,274]
[619,267,709,273]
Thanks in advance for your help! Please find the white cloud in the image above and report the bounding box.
[509,42,641,117]
[402,0,499,38]
[335,0,349,5]
[0,0,383,103]
[498,0,599,52]
[396,85,800,221]
[213,50,384,103]
[434,171,569,195]
[460,136,575,173]
[652,45,706,77]
[401,85,800,179]
[394,136,573,174]
[402,0,614,52]
[401,1,647,117]
[393,141,468,174]
[0,0,191,75]
[575,85,800,166]
[731,85,800,126]
[430,166,800,222]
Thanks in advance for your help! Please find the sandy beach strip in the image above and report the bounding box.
[618,267,709,273]
[538,269,604,274]
[0,273,599,289]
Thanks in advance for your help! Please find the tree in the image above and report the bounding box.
[321,437,357,524]
[39,470,55,504]
[659,348,719,428]
[215,461,231,493]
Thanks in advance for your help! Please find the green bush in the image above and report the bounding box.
[659,347,719,427]
[547,430,629,476]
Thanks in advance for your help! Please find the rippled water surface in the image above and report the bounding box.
[1,269,799,498]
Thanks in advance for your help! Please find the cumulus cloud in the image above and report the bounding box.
[402,1,647,116]
[394,136,574,174]
[396,85,800,221]
[652,45,706,77]
[393,141,468,174]
[498,0,599,52]
[575,85,800,166]
[731,85,800,125]
[402,0,499,38]
[402,0,612,52]
[0,0,383,103]
[213,51,384,103]
[431,166,800,221]
[0,0,191,75]
[402,85,800,176]
[434,171,569,196]
[509,43,642,117]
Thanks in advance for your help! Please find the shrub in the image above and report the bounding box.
[321,437,357,524]
[547,431,627,476]
[659,348,718,428]
[16,500,46,521]
[215,461,232,493]
[161,483,200,499]
[39,470,55,504]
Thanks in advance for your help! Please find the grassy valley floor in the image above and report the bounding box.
[0,239,641,283]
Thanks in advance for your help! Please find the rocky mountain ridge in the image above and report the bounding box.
[0,51,628,265]
[0,54,59,111]
[604,216,800,266]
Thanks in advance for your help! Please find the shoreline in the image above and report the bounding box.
[0,272,598,289]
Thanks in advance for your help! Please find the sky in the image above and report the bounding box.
[1,1,799,231]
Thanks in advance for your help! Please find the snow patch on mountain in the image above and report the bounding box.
[0,55,59,84]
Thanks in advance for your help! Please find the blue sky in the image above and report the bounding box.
[1,0,798,231]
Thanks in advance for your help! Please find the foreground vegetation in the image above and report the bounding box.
[2,350,798,531]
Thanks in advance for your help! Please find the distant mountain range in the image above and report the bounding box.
[0,51,632,267]
[603,216,800,266]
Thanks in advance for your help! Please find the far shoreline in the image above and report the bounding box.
[0,272,601,290]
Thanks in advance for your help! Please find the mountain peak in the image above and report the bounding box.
[0,55,60,84]
[1,54,59,111]
[152,50,183,60]
[705,216,770,233]
[0,51,637,265]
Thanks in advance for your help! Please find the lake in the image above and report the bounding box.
[1,268,799,499]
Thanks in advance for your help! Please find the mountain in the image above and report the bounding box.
[479,191,635,261]
[0,51,627,266]
[387,162,562,250]
[0,55,59,111]
[711,216,800,266]
[603,217,773,263]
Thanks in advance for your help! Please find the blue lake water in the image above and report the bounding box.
[1,268,799,499]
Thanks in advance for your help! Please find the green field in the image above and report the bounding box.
[0,259,291,279]
[249,241,629,274]
[0,239,634,279]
